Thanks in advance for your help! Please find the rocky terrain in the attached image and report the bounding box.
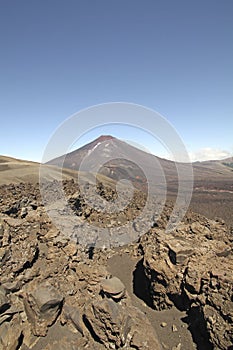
[1,137,233,226]
[46,135,233,226]
[0,180,232,350]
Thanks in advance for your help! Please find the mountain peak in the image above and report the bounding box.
[94,135,116,143]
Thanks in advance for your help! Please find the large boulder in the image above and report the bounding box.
[84,298,161,349]
[140,217,233,350]
[23,283,63,336]
[100,276,126,300]
[0,318,23,350]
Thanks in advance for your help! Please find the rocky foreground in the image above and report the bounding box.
[0,181,232,350]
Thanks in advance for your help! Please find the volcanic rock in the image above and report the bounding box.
[62,304,84,335]
[0,289,9,314]
[0,179,232,349]
[0,320,23,350]
[100,276,126,300]
[140,214,233,349]
[23,283,63,336]
[84,298,160,349]
[84,298,125,348]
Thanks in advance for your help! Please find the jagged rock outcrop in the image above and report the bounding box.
[0,181,161,349]
[0,318,23,350]
[0,180,232,349]
[23,283,63,336]
[139,212,233,350]
[84,298,161,349]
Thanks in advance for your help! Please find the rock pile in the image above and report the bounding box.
[138,210,233,350]
[0,180,232,349]
[0,181,161,349]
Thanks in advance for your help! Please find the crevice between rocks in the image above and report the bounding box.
[15,332,24,350]
[182,306,213,350]
[132,258,154,309]
[82,314,103,344]
[132,256,213,350]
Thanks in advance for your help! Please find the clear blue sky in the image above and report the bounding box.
[0,0,232,161]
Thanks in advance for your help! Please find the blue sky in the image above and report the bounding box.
[0,0,232,162]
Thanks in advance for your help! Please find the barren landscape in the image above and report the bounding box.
[1,1,232,349]
[0,137,232,350]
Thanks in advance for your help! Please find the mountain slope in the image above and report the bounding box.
[0,155,81,185]
[46,135,233,225]
[47,135,191,190]
[47,135,233,187]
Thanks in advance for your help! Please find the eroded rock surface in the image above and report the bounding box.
[85,298,160,349]
[0,181,162,349]
[0,180,232,349]
[139,211,233,349]
[100,276,126,300]
[23,283,63,336]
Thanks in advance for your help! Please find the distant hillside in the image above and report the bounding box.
[48,135,233,186]
[221,157,233,169]
[46,136,233,225]
[1,140,232,225]
[0,155,80,185]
